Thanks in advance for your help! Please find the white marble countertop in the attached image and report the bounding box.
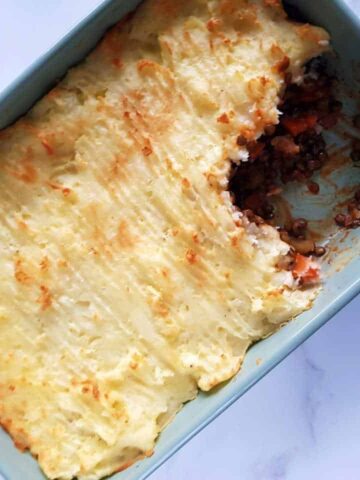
[0,1,359,480]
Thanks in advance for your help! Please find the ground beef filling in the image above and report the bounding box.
[229,59,359,263]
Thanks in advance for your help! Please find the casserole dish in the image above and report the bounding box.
[0,0,359,479]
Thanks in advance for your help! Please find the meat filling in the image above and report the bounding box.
[229,58,359,267]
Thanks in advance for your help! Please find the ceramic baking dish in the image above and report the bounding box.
[0,1,359,479]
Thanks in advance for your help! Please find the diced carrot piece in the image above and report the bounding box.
[282,114,318,136]
[292,253,320,284]
[292,253,307,275]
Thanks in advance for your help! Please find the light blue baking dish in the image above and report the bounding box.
[0,1,359,479]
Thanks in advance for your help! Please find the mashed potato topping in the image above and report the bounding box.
[0,1,328,478]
